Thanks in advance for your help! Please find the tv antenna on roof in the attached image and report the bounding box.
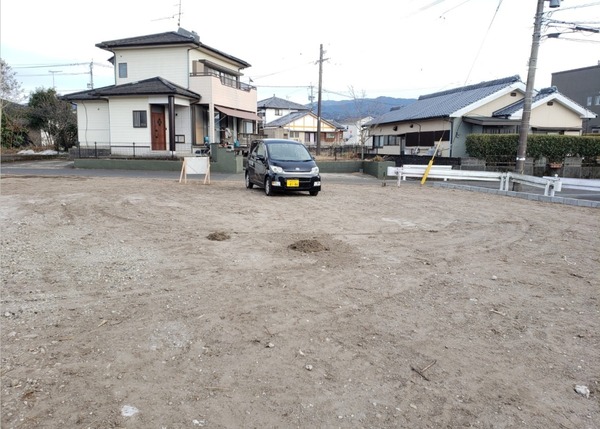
[151,0,183,27]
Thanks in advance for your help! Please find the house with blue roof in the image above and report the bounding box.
[364,75,596,158]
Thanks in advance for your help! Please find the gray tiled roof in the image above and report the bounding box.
[265,111,310,127]
[95,27,251,68]
[61,77,201,101]
[257,96,309,111]
[366,75,523,126]
[493,86,558,117]
[265,111,344,130]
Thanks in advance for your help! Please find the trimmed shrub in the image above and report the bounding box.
[466,134,600,164]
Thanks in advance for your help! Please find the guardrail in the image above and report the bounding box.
[504,173,562,197]
[386,165,507,189]
[386,165,568,197]
[543,177,600,192]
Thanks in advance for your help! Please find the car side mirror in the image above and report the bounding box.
[256,154,265,162]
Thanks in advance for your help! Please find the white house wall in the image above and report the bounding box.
[114,47,189,87]
[75,101,110,145]
[189,76,256,111]
[108,98,154,149]
[174,104,193,149]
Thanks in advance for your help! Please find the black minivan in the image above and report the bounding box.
[244,139,321,196]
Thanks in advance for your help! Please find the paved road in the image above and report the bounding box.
[2,159,599,204]
[0,159,380,185]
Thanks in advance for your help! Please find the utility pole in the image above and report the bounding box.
[316,44,324,156]
[49,70,62,89]
[89,61,94,89]
[515,0,561,188]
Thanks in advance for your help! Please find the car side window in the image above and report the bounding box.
[256,143,266,158]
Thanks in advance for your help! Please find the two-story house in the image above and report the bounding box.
[257,95,346,146]
[257,96,310,127]
[552,63,600,134]
[365,75,596,158]
[62,27,260,156]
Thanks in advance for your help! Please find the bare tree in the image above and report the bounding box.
[0,59,24,104]
[347,86,376,159]
[1,59,28,148]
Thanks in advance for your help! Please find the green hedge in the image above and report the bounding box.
[466,134,600,163]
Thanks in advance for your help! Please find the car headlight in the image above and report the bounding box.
[270,165,284,174]
[311,166,320,174]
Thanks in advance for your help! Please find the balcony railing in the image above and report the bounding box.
[189,71,255,92]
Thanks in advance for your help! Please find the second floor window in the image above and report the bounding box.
[119,63,128,78]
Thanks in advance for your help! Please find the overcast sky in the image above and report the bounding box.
[1,0,599,104]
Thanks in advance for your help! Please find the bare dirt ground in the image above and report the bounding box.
[1,174,599,429]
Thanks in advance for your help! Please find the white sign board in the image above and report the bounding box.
[179,156,210,184]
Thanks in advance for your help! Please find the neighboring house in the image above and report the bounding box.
[257,96,310,127]
[551,63,600,134]
[342,117,373,147]
[262,110,345,145]
[62,27,260,155]
[364,75,596,158]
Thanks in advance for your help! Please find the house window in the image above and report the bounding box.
[133,111,147,128]
[290,131,300,138]
[243,120,254,134]
[587,96,593,106]
[275,109,282,116]
[387,135,400,146]
[118,63,128,78]
[373,135,384,148]
[595,95,600,106]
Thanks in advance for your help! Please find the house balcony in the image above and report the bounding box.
[189,73,257,112]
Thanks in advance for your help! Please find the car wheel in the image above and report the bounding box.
[245,171,254,189]
[309,190,319,196]
[264,177,274,196]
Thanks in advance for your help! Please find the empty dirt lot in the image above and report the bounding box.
[1,174,598,428]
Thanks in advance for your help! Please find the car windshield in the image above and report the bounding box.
[267,143,313,162]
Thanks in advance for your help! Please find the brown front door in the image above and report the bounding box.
[151,108,166,151]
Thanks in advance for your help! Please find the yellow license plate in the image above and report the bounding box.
[286,179,299,187]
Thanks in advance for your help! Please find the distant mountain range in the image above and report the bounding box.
[306,96,416,122]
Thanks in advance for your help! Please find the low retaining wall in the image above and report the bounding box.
[74,158,182,171]
[72,158,598,180]
[73,158,396,179]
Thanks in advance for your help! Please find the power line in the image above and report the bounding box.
[462,0,504,85]
[11,62,112,69]
[17,72,93,77]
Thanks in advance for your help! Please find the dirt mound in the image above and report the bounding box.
[288,238,329,253]
[207,231,231,241]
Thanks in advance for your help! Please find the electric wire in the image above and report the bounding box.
[462,0,504,86]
